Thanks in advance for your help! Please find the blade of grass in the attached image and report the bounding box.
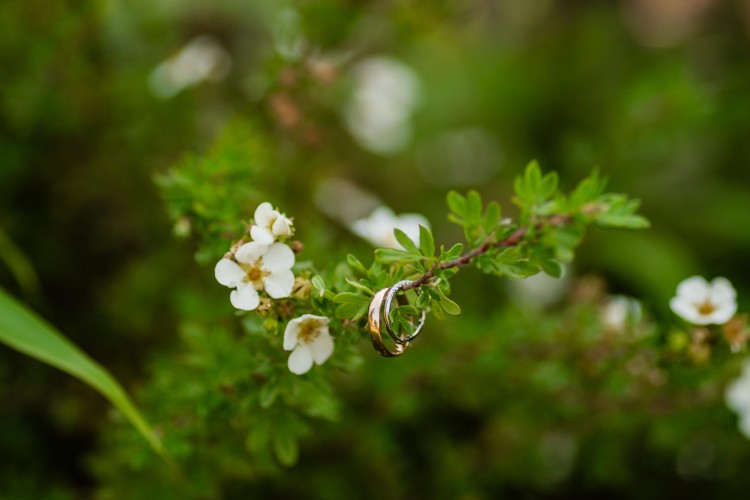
[0,287,171,464]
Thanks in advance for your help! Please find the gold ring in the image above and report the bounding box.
[368,287,408,357]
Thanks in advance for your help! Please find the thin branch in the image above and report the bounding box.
[402,215,571,291]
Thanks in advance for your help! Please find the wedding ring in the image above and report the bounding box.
[368,287,408,357]
[383,280,426,345]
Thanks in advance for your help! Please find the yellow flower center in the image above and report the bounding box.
[697,300,716,316]
[243,264,269,286]
[298,320,322,344]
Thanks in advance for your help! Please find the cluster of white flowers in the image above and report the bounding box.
[669,276,737,325]
[214,202,333,375]
[726,359,750,439]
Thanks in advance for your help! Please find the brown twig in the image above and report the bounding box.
[401,215,571,291]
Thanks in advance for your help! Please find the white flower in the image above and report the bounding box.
[351,206,429,250]
[149,35,232,99]
[283,314,334,375]
[508,266,570,310]
[250,202,294,245]
[669,276,737,325]
[725,359,750,439]
[344,56,420,155]
[214,242,295,311]
[602,296,642,332]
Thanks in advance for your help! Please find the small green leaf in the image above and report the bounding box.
[524,160,542,191]
[344,277,374,295]
[374,248,423,264]
[444,243,464,260]
[482,202,501,234]
[335,302,367,320]
[447,191,467,217]
[419,225,435,257]
[439,296,461,315]
[346,254,368,274]
[540,259,563,278]
[311,275,326,293]
[273,432,299,467]
[435,286,461,315]
[466,190,483,222]
[393,229,419,254]
[259,384,278,409]
[333,292,369,305]
[431,301,446,320]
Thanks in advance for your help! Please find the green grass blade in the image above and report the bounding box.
[0,287,169,461]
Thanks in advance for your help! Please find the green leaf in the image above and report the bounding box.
[273,432,299,467]
[335,302,368,320]
[435,286,461,315]
[439,296,461,315]
[466,190,483,223]
[446,191,467,217]
[332,292,369,305]
[393,229,419,254]
[344,277,374,295]
[594,195,651,229]
[443,243,464,260]
[524,160,542,191]
[346,254,368,274]
[419,225,435,258]
[374,248,423,264]
[0,287,169,463]
[482,202,501,234]
[259,383,278,409]
[311,275,326,293]
[539,259,563,278]
[431,300,446,320]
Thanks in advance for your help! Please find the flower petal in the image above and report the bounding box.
[272,215,293,237]
[250,226,275,245]
[283,317,302,351]
[262,242,295,271]
[676,276,710,302]
[230,283,260,311]
[709,301,737,325]
[711,277,737,303]
[235,241,267,264]
[254,202,277,226]
[214,259,244,287]
[311,333,334,365]
[726,376,750,413]
[288,344,314,375]
[669,297,707,324]
[263,269,294,299]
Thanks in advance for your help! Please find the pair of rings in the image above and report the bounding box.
[367,280,427,357]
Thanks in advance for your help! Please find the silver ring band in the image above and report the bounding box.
[383,280,426,345]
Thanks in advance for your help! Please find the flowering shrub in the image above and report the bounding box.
[7,2,750,498]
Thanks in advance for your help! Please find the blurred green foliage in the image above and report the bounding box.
[3,0,750,498]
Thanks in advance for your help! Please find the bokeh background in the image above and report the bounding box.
[3,0,750,498]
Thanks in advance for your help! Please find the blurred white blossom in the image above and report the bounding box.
[283,314,334,375]
[669,276,737,325]
[214,242,295,311]
[344,56,420,155]
[602,295,642,332]
[251,202,293,245]
[149,35,232,99]
[351,206,429,250]
[725,358,750,439]
[508,267,570,309]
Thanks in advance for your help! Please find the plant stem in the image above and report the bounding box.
[402,215,571,291]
